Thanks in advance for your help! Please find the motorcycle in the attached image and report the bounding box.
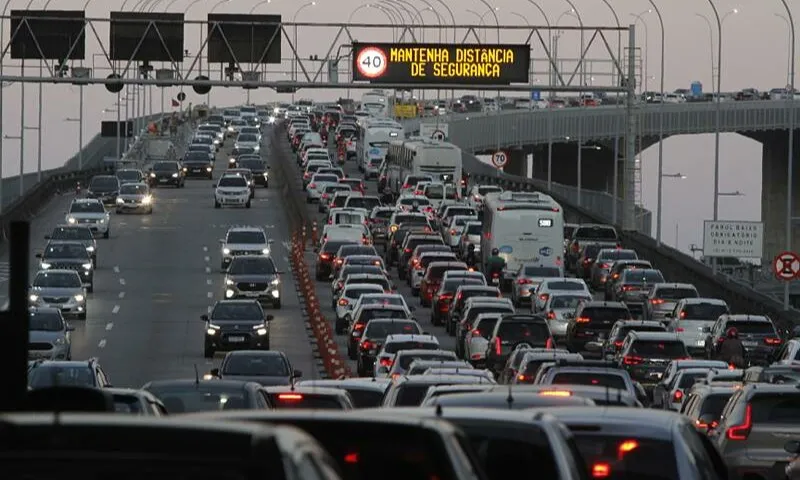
[490,271,501,286]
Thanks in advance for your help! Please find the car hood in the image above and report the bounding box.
[42,257,88,265]
[216,187,249,194]
[220,374,290,386]
[31,286,83,296]
[68,212,106,219]
[152,170,179,176]
[227,274,278,283]
[224,243,269,251]
[184,159,213,164]
[30,331,66,344]
[87,188,117,194]
[118,194,147,200]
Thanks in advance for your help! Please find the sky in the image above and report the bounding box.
[0,0,788,254]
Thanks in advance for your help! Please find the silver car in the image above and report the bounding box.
[65,198,110,238]
[645,283,699,322]
[234,133,261,152]
[666,297,730,355]
[458,221,482,258]
[115,183,153,214]
[28,307,73,360]
[541,292,592,338]
[28,270,88,319]
[223,256,283,309]
[45,224,97,267]
[511,263,564,307]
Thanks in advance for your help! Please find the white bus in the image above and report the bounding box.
[385,139,462,188]
[361,90,388,116]
[480,191,565,280]
[356,117,404,175]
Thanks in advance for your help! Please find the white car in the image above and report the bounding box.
[65,198,110,239]
[374,334,440,377]
[320,224,370,246]
[464,312,503,367]
[329,209,368,227]
[467,185,503,209]
[305,173,341,203]
[442,215,479,249]
[219,226,272,271]
[214,174,251,209]
[458,221,483,258]
[350,293,413,326]
[334,283,385,333]
[532,278,591,313]
[234,132,260,152]
[541,292,593,337]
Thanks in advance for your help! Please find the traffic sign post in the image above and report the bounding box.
[491,150,508,169]
[431,129,446,141]
[773,251,800,281]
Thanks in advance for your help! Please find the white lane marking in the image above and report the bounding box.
[282,256,289,264]
[112,305,120,314]
[106,323,114,331]
[205,266,211,273]
[113,265,120,273]
[282,240,291,252]
[207,292,213,298]
[207,306,213,314]
[203,246,208,252]
[207,279,213,285]
[119,278,126,285]
[118,291,125,299]
[204,256,210,262]
[98,339,107,348]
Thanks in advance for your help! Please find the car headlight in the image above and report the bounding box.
[74,294,85,302]
[67,217,76,224]
[141,195,152,205]
[228,126,234,131]
[206,328,218,335]
[206,167,213,172]
[270,278,280,285]
[40,263,51,269]
[183,167,188,172]
[273,107,279,114]
[150,172,156,178]
[86,246,95,252]
[223,248,231,255]
[268,116,275,123]
[172,173,179,178]
[226,279,234,285]
[263,172,269,178]
[116,197,124,204]
[29,294,38,302]
[229,158,236,163]
[225,289,235,298]
[207,324,220,335]
[54,337,64,345]
[82,263,92,270]
[262,248,270,255]
[253,324,268,335]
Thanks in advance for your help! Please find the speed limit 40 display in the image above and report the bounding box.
[355,46,388,79]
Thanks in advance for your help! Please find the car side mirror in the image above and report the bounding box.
[293,369,303,378]
[265,314,275,321]
[209,368,220,377]
[785,440,800,455]
[268,239,275,243]
[35,253,42,258]
[200,314,209,322]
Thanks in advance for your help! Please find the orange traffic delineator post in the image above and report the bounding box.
[310,221,318,248]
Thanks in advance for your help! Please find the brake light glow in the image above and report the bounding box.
[338,298,349,306]
[539,390,572,397]
[278,393,303,401]
[539,293,549,301]
[592,463,610,478]
[576,316,590,323]
[450,229,457,235]
[360,340,375,350]
[622,355,643,365]
[319,253,331,260]
[494,337,502,355]
[308,183,316,189]
[614,340,624,348]
[622,285,639,291]
[344,452,359,464]
[517,374,527,382]
[618,440,639,459]
[672,390,684,402]
[471,329,481,337]
[601,263,610,269]
[518,278,532,285]
[545,338,554,349]
[726,404,753,440]
[765,337,782,345]
[321,193,329,199]
[402,183,410,189]
[379,357,393,367]
[547,311,556,320]
[651,298,665,305]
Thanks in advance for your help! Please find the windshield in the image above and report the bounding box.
[629,341,688,358]
[210,303,263,320]
[524,267,561,277]
[29,366,95,388]
[237,134,258,143]
[360,296,404,307]
[223,355,288,376]
[728,321,776,335]
[654,288,697,300]
[600,250,637,261]
[623,270,665,283]
[497,322,550,342]
[228,257,276,275]
[89,177,118,190]
[218,176,248,188]
[682,303,728,319]
[44,243,89,259]
[453,217,476,227]
[425,185,444,199]
[700,393,733,418]
[550,295,589,309]
[678,372,709,388]
[223,110,237,116]
[270,393,345,410]
[395,215,428,225]
[185,152,210,161]
[227,231,266,244]
[465,224,482,235]
[347,198,380,210]
[360,309,407,322]
[120,184,148,195]
[153,163,178,172]
[551,372,627,390]
[29,311,64,331]
[575,227,618,241]
[69,201,104,213]
[572,434,677,480]
[314,175,340,184]
[34,271,82,288]
[384,341,439,354]
[50,227,92,241]
[239,160,266,170]
[146,386,248,413]
[344,287,382,299]
[364,321,421,339]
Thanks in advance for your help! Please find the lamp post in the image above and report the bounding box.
[775,13,792,86]
[706,1,722,252]
[694,13,715,86]
[643,1,666,247]
[291,2,316,91]
[631,11,651,92]
[65,117,83,171]
[778,0,795,310]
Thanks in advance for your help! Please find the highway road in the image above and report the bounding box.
[272,129,458,375]
[1,128,316,388]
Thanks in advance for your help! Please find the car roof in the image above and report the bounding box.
[393,375,490,386]
[614,320,664,328]
[536,406,682,439]
[262,386,350,397]
[71,198,102,204]
[226,227,264,233]
[653,283,696,289]
[385,334,438,342]
[214,299,261,305]
[581,301,626,308]
[681,297,728,305]
[428,392,595,407]
[143,379,254,389]
[628,331,683,341]
[295,378,391,392]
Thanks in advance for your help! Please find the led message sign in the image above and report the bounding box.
[352,43,530,85]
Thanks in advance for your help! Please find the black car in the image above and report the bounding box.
[315,240,358,281]
[142,379,270,412]
[703,314,782,366]
[35,240,95,292]
[182,151,214,179]
[202,300,273,358]
[616,331,689,388]
[566,301,632,353]
[86,175,120,205]
[238,157,270,187]
[27,358,110,389]
[148,161,185,188]
[223,256,284,309]
[485,314,555,375]
[229,146,257,167]
[210,350,301,386]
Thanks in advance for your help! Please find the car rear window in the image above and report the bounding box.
[751,393,800,424]
[473,318,500,339]
[762,368,800,384]
[399,354,454,371]
[617,325,666,338]
[582,307,631,322]
[465,306,514,323]
[497,321,551,343]
[623,270,665,283]
[384,341,439,354]
[654,288,698,300]
[364,321,419,338]
[395,215,428,225]
[360,309,407,322]
[547,281,586,291]
[550,372,627,390]
[572,434,678,480]
[524,267,561,277]
[600,250,637,261]
[575,227,618,241]
[269,393,346,410]
[428,265,466,280]
[629,340,688,358]
[682,303,728,319]
[347,198,380,210]
[460,423,560,480]
[699,393,733,417]
[727,321,776,335]
[341,388,385,408]
[677,372,708,389]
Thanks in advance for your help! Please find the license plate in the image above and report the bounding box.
[244,292,262,297]
[159,178,168,183]
[192,169,202,172]
[743,341,757,347]
[228,336,245,342]
[649,372,663,379]
[696,340,705,346]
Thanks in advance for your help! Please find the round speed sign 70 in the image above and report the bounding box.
[356,47,388,79]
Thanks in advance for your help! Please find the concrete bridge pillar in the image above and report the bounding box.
[761,130,800,265]
[505,147,526,177]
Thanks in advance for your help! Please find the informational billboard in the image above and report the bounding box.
[109,12,184,62]
[351,43,530,85]
[207,14,282,64]
[702,220,764,258]
[10,10,86,60]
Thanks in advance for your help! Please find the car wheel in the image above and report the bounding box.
[204,346,214,358]
[245,200,251,208]
[116,209,122,214]
[103,230,110,239]
[214,200,221,209]
[92,256,97,268]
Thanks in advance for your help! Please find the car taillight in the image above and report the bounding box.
[337,280,344,288]
[303,173,311,179]
[516,374,527,382]
[360,340,375,350]
[614,340,624,348]
[601,263,610,269]
[517,278,532,284]
[765,337,782,345]
[576,316,590,323]
[338,298,349,306]
[414,190,423,195]
[675,327,685,332]
[354,322,365,331]
[622,355,643,365]
[491,272,500,278]
[438,293,453,303]
[278,393,303,401]
[494,337,502,355]
[404,248,412,253]
[651,298,665,305]
[545,338,554,349]
[471,329,481,337]
[308,183,317,189]
[546,311,556,320]
[571,243,580,252]
[321,193,329,199]
[334,258,343,265]
[319,253,331,260]
[402,183,410,189]
[672,390,684,402]
[379,357,393,367]
[583,258,593,264]
[592,463,610,478]
[622,285,638,291]
[726,404,753,440]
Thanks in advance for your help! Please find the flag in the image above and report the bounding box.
[171,99,179,107]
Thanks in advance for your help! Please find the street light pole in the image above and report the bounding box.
[694,13,716,86]
[779,0,796,310]
[647,1,666,246]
